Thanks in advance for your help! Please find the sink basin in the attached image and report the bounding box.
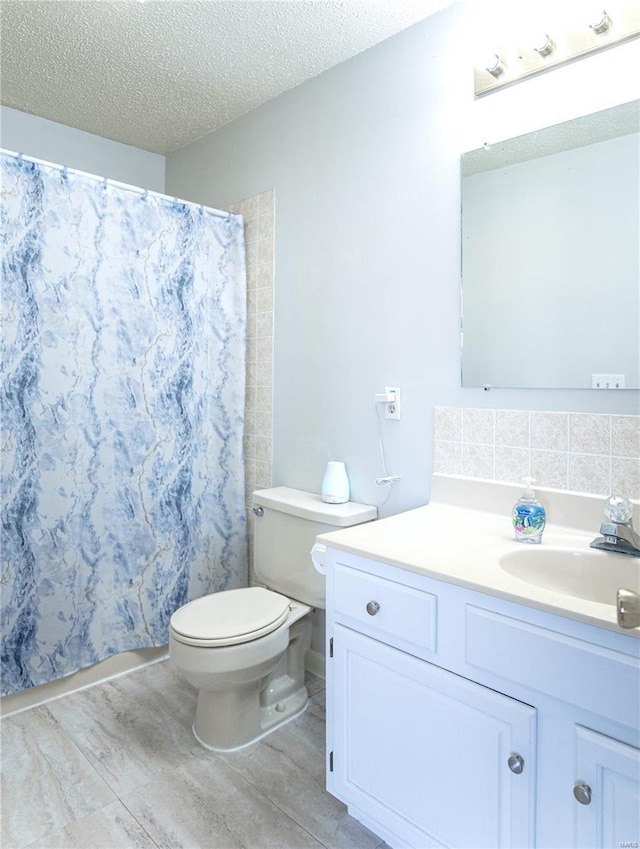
[499,547,640,605]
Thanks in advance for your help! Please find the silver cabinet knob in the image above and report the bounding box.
[508,754,524,774]
[366,601,380,616]
[251,506,264,517]
[573,783,592,805]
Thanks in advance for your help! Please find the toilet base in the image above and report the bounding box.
[192,683,309,752]
[188,614,312,751]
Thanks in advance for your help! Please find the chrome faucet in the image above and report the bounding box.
[590,495,640,558]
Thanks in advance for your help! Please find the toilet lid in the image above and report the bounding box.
[169,586,291,647]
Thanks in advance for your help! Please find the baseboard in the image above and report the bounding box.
[1,645,169,717]
[305,648,326,680]
[4,642,324,718]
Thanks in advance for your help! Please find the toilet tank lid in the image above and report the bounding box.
[253,487,377,527]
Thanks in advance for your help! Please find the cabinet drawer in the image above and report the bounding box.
[334,562,437,655]
[465,605,640,729]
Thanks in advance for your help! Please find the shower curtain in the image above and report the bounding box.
[0,152,247,696]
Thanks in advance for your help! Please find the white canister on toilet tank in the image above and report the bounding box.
[321,461,350,504]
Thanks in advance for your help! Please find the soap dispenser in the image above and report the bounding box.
[512,477,546,544]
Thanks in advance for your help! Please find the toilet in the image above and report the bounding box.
[169,486,376,751]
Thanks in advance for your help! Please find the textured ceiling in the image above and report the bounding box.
[0,0,456,155]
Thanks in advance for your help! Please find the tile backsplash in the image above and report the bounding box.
[434,407,640,499]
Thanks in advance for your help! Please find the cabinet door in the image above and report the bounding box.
[574,725,640,849]
[331,625,536,849]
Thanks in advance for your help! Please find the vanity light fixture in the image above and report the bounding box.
[589,9,612,33]
[533,33,555,57]
[474,0,639,96]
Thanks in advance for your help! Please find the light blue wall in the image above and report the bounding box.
[0,106,165,191]
[171,4,640,512]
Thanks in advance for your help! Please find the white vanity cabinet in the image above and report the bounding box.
[331,625,536,848]
[573,726,640,849]
[323,549,640,849]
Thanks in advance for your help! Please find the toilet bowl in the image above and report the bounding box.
[169,587,311,750]
[169,486,376,751]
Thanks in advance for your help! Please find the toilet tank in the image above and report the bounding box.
[252,487,376,608]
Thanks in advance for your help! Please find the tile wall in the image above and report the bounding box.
[434,408,640,499]
[226,190,275,578]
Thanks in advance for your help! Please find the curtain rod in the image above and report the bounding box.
[0,148,234,221]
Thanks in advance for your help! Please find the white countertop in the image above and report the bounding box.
[317,476,640,638]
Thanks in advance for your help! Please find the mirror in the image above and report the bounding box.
[461,100,639,389]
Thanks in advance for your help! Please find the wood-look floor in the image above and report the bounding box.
[1,661,385,849]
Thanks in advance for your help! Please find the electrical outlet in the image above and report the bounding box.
[384,386,401,420]
[592,374,626,389]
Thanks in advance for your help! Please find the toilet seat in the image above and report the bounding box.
[169,586,291,647]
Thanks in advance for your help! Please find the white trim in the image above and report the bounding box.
[0,646,169,717]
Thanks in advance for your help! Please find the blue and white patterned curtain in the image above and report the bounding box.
[1,153,247,696]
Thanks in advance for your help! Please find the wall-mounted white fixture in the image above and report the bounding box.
[589,9,612,34]
[592,373,626,389]
[533,33,554,57]
[384,386,401,421]
[373,387,402,419]
[474,0,639,96]
[372,388,402,503]
[484,53,505,77]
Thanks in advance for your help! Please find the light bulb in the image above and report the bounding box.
[483,53,505,77]
[533,33,554,56]
[589,9,611,34]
